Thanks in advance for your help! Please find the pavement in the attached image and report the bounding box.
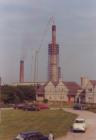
[56,108,96,140]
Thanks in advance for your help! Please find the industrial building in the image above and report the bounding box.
[13,23,85,104]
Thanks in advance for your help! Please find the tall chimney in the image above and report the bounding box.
[52,25,56,47]
[48,24,59,82]
[19,60,24,83]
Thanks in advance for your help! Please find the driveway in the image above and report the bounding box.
[56,108,96,140]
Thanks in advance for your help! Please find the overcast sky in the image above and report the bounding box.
[0,0,96,84]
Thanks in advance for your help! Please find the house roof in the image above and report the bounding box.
[44,81,58,87]
[44,81,81,96]
[64,82,81,96]
[90,80,96,87]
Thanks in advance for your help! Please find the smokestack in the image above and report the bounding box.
[19,60,24,83]
[48,24,59,82]
[52,25,56,47]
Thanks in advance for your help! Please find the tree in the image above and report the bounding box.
[1,85,36,104]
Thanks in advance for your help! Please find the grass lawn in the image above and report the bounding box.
[0,109,77,140]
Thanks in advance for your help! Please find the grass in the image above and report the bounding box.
[49,102,74,108]
[0,109,77,140]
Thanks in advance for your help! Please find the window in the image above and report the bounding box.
[89,88,92,92]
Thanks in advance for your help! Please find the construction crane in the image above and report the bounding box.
[33,17,55,83]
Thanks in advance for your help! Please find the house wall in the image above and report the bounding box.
[45,81,68,102]
[85,85,96,104]
[84,81,96,104]
[85,92,96,104]
[36,96,44,101]
[81,76,89,89]
[45,93,68,102]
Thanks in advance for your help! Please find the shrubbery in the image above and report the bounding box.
[1,85,36,104]
[43,98,48,103]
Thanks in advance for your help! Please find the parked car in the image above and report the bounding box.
[23,104,40,111]
[14,104,26,109]
[36,103,49,110]
[73,103,88,110]
[72,118,86,132]
[73,103,83,110]
[14,131,48,140]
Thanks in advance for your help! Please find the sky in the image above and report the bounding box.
[0,0,96,84]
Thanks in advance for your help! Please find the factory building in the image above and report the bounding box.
[13,22,83,104]
[36,21,82,103]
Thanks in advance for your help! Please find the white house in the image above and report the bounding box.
[44,81,68,102]
[44,80,81,103]
[78,77,96,104]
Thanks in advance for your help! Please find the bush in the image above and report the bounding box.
[43,99,48,103]
[1,85,36,104]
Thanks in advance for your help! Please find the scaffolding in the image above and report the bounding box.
[48,25,60,82]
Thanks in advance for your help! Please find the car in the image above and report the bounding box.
[73,103,85,110]
[14,103,40,111]
[36,103,49,110]
[14,104,26,109]
[73,103,88,110]
[72,118,86,132]
[14,131,48,140]
[23,104,40,111]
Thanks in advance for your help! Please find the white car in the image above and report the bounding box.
[72,118,86,132]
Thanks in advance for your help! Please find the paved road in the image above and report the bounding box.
[57,108,96,140]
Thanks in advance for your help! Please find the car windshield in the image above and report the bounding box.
[75,120,85,123]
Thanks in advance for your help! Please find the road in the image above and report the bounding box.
[56,108,96,140]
